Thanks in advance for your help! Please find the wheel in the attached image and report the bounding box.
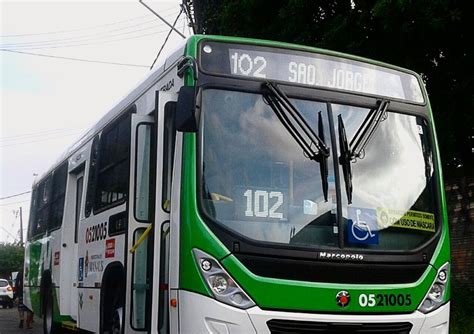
[43,284,60,334]
[111,307,123,334]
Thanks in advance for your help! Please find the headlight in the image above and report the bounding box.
[418,262,449,313]
[193,249,255,309]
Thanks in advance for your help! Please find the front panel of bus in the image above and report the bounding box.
[173,36,450,333]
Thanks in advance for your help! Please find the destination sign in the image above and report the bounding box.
[199,41,424,103]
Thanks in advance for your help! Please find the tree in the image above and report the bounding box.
[0,242,24,278]
[191,0,474,176]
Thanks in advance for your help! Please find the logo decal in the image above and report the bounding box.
[79,292,83,309]
[78,257,84,281]
[336,290,350,307]
[105,238,115,258]
[318,252,364,261]
[347,207,379,245]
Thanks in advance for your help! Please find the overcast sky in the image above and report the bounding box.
[0,0,188,243]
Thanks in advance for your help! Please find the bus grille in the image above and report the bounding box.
[267,319,413,334]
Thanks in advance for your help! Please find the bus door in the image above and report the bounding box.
[151,92,177,334]
[125,112,155,333]
[70,168,84,322]
[125,91,178,333]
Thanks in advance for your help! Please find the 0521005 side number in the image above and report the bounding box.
[358,293,412,307]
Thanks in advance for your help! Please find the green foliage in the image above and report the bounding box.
[451,282,474,334]
[193,0,473,176]
[0,242,24,278]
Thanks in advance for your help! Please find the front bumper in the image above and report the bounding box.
[179,290,450,334]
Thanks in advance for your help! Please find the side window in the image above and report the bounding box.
[135,123,154,222]
[95,113,131,211]
[31,176,51,237]
[74,175,84,243]
[162,104,176,212]
[49,162,68,230]
[27,188,38,240]
[85,135,100,217]
[131,228,150,330]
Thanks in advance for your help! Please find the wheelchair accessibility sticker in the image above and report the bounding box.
[347,207,379,245]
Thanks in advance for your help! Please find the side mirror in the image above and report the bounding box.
[175,86,198,132]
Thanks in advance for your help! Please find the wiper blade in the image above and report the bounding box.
[338,115,353,204]
[318,111,329,201]
[263,82,330,159]
[338,100,390,204]
[263,82,330,200]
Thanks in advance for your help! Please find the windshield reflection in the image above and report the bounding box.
[200,89,437,251]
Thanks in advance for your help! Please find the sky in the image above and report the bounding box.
[0,0,189,243]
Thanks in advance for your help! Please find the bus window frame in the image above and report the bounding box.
[74,168,85,243]
[88,107,135,216]
[133,122,155,223]
[85,135,100,218]
[161,103,177,213]
[48,161,68,232]
[30,176,51,238]
[130,227,151,331]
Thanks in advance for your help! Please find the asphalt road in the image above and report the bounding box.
[0,306,42,334]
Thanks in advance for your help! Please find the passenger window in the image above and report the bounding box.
[162,104,176,212]
[49,162,68,230]
[27,188,38,239]
[74,176,84,243]
[135,124,153,222]
[95,113,131,211]
[85,135,100,217]
[33,177,51,236]
[131,228,150,330]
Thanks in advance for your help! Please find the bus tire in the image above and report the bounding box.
[43,280,60,334]
[101,264,124,334]
[111,306,123,334]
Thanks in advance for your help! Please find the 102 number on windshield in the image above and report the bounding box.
[243,189,284,219]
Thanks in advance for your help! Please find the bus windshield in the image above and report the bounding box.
[199,88,438,252]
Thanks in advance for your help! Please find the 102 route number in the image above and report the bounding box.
[230,52,267,78]
[244,189,283,219]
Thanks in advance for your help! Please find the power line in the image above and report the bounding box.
[1,18,159,47]
[139,0,185,39]
[0,129,84,148]
[0,49,148,68]
[150,8,184,69]
[0,5,179,38]
[0,191,31,200]
[0,19,186,51]
[0,127,85,142]
[1,12,181,49]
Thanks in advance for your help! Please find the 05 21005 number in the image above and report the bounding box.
[358,293,412,307]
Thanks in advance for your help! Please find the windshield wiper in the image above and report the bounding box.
[338,100,390,204]
[262,82,330,201]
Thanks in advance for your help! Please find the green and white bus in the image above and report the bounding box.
[24,35,450,334]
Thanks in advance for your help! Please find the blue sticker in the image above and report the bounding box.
[78,257,84,281]
[347,207,379,245]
